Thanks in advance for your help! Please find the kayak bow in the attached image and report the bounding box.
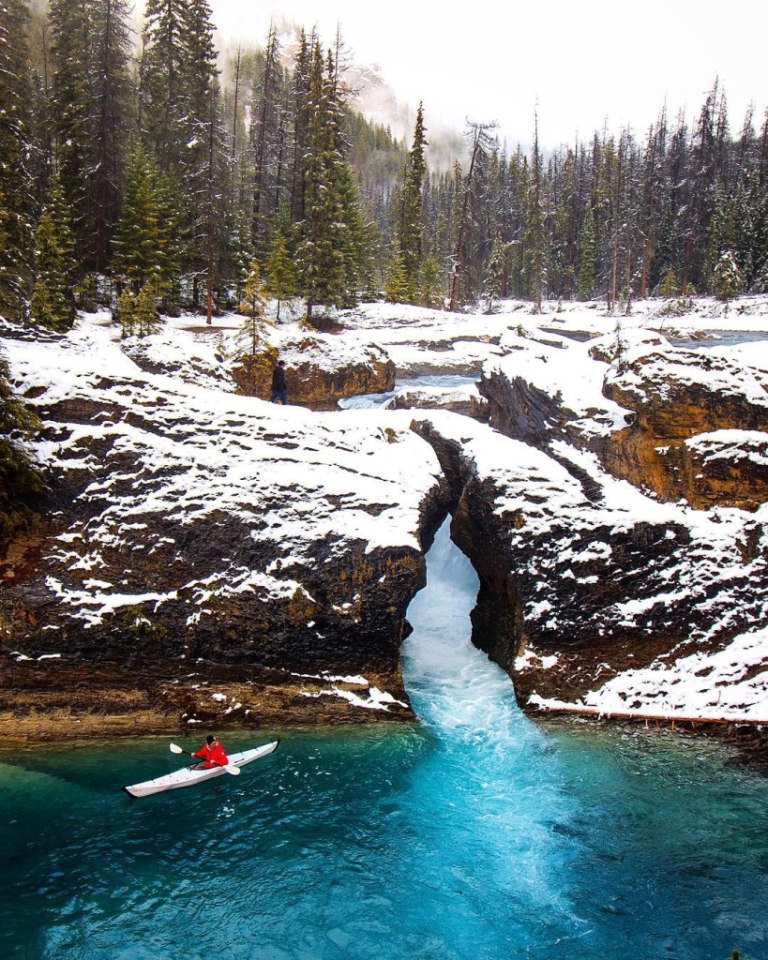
[122,740,280,798]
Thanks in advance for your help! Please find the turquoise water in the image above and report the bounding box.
[2,523,767,960]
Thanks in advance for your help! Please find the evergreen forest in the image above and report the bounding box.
[1,0,768,333]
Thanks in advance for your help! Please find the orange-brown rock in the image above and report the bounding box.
[232,338,395,410]
[601,349,768,509]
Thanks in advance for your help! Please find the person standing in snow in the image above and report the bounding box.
[192,735,229,768]
[270,359,287,404]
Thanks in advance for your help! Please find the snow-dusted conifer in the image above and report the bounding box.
[712,250,746,302]
[238,262,270,355]
[384,249,407,303]
[399,102,427,302]
[0,0,35,322]
[30,173,77,332]
[294,43,363,319]
[134,281,161,336]
[484,235,505,313]
[263,232,295,321]
[577,205,596,301]
[112,141,182,298]
[48,0,93,262]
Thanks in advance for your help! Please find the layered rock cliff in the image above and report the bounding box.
[2,302,768,739]
[413,411,768,719]
[0,318,448,737]
[232,336,395,410]
[474,324,768,718]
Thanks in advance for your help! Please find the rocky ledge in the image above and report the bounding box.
[2,302,768,740]
[471,322,768,721]
[0,317,451,738]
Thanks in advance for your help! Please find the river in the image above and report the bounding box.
[2,521,767,960]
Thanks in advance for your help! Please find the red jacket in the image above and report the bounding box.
[192,739,229,768]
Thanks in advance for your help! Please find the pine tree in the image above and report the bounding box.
[238,261,269,355]
[577,205,596,300]
[263,232,295,321]
[0,0,35,322]
[30,173,77,332]
[399,102,427,301]
[112,141,182,297]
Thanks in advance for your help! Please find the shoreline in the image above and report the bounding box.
[0,657,417,742]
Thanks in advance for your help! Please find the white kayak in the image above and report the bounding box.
[123,740,280,798]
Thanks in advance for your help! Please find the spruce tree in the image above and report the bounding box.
[712,250,745,302]
[523,113,547,312]
[577,206,596,300]
[30,173,77,332]
[250,23,285,255]
[112,141,182,298]
[418,254,443,308]
[89,0,134,272]
[237,262,270,355]
[484,235,505,313]
[264,232,295,321]
[0,0,35,322]
[0,355,43,541]
[399,102,427,301]
[49,0,94,262]
[118,287,135,337]
[294,44,363,319]
[134,281,161,336]
[140,0,190,175]
[384,249,408,303]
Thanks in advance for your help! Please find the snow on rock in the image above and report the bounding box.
[1,313,451,725]
[385,382,489,420]
[412,404,768,723]
[2,297,768,733]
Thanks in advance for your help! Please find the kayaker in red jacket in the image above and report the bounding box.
[192,735,229,768]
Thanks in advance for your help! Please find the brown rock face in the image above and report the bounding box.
[232,339,395,410]
[482,342,768,512]
[601,350,768,510]
[0,351,450,738]
[412,415,768,711]
[388,388,489,422]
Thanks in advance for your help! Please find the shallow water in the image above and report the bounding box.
[669,329,768,348]
[337,374,478,409]
[2,522,767,960]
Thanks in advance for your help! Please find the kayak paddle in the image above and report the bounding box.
[169,741,241,775]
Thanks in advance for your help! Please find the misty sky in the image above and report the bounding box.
[207,0,767,147]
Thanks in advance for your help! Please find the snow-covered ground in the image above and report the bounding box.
[3,296,768,723]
